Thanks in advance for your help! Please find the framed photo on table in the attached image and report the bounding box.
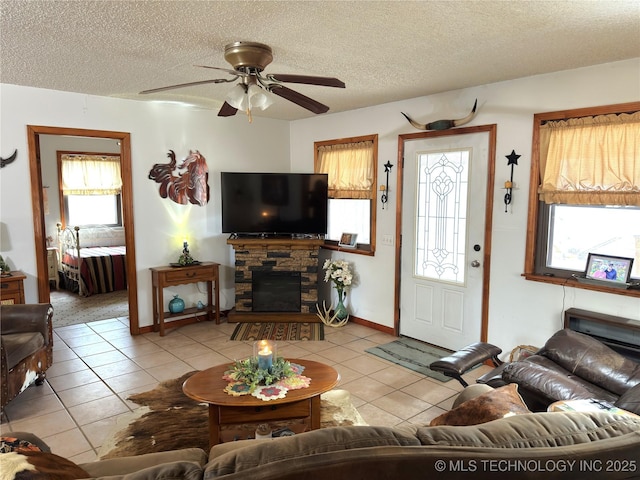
[338,233,358,248]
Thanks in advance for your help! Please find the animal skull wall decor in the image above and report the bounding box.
[401,99,478,131]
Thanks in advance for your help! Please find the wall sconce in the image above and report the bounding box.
[380,161,394,209]
[504,150,520,212]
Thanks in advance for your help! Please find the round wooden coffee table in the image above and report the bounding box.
[182,358,340,447]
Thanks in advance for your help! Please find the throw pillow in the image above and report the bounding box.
[429,383,530,426]
[0,451,90,480]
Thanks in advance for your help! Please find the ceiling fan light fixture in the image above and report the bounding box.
[247,84,273,111]
[225,84,248,110]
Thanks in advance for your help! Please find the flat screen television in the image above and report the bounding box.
[221,172,328,235]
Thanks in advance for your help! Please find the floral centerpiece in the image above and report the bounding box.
[223,352,310,401]
[318,259,353,326]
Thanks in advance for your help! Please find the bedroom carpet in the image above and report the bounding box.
[50,289,129,327]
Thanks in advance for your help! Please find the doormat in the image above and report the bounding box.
[365,337,454,382]
[231,322,324,341]
[99,371,365,459]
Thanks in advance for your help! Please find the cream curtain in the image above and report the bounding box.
[316,141,374,199]
[539,112,640,205]
[62,155,122,195]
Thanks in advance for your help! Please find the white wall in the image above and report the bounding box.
[290,58,640,355]
[0,85,290,326]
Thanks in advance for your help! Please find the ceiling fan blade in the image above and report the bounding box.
[267,74,345,88]
[196,65,247,77]
[269,85,329,114]
[140,78,234,94]
[218,102,238,117]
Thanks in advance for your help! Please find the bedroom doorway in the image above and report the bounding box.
[27,125,139,335]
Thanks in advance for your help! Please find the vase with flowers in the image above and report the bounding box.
[318,258,353,326]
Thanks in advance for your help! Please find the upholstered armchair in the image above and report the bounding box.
[1,303,54,409]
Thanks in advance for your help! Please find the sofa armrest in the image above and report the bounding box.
[79,448,207,478]
[0,304,53,344]
[615,383,640,415]
[429,342,502,387]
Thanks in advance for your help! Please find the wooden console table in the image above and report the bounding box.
[150,262,220,336]
[0,271,26,305]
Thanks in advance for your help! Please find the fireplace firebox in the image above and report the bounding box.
[252,271,301,312]
[226,237,324,322]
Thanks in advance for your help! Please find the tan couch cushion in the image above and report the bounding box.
[429,383,530,426]
[205,425,420,478]
[417,411,640,448]
[80,448,207,478]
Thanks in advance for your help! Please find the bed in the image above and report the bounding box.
[56,224,127,297]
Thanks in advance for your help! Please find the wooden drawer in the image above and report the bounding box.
[163,266,213,284]
[0,272,26,304]
[218,399,311,424]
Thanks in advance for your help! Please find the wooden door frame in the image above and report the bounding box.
[27,125,139,335]
[395,125,497,342]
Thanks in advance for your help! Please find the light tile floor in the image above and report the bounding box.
[0,317,491,464]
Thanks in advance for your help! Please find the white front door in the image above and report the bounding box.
[399,129,493,351]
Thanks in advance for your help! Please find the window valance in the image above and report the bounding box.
[62,154,122,195]
[316,141,374,199]
[538,111,640,205]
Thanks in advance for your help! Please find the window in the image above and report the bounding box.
[525,102,640,292]
[314,134,377,254]
[58,152,123,227]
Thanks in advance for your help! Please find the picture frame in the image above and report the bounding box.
[338,232,358,248]
[585,253,634,284]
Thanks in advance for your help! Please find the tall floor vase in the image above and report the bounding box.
[335,287,348,321]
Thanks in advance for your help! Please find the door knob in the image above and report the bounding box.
[471,260,481,268]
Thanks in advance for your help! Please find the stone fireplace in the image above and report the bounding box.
[227,237,324,322]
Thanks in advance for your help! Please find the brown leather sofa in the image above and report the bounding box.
[0,303,54,409]
[430,329,640,413]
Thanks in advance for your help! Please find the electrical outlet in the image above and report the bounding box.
[382,234,394,246]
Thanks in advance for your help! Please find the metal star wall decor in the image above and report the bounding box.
[504,150,520,212]
[381,161,393,208]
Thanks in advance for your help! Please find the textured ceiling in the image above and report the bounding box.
[1,1,639,121]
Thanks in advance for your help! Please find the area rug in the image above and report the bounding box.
[365,337,454,382]
[230,322,324,341]
[99,371,364,459]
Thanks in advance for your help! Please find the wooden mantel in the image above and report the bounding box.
[227,237,325,250]
[227,236,325,322]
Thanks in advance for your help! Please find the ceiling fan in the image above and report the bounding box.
[140,41,345,120]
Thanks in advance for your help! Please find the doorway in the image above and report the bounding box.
[27,125,139,334]
[396,125,496,349]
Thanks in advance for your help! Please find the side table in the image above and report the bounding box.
[150,262,220,336]
[47,247,59,289]
[0,271,26,305]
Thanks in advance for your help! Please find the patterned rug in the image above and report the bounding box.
[230,322,324,341]
[365,336,454,382]
[98,371,365,458]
